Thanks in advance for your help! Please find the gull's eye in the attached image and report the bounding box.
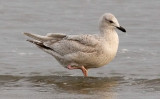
[109,20,114,23]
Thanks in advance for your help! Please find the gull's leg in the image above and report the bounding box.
[67,65,88,77]
[81,66,88,77]
[67,65,80,70]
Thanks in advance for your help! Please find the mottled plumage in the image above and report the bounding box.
[24,13,126,76]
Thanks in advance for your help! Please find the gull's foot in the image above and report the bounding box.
[67,65,88,77]
[81,66,88,77]
[67,65,79,70]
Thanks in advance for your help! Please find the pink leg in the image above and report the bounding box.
[81,66,88,77]
[67,65,80,70]
[67,65,88,77]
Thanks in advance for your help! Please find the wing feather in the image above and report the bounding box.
[44,34,101,56]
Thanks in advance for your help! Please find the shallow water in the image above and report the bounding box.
[0,0,160,99]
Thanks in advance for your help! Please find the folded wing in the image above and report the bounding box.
[24,32,101,56]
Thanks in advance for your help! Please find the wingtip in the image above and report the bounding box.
[26,39,30,42]
[23,32,30,36]
[26,39,41,44]
[26,39,34,43]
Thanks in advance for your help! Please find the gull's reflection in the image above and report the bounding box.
[29,76,123,97]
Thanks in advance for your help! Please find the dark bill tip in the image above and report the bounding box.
[117,26,126,32]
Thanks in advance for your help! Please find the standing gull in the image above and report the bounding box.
[24,13,126,77]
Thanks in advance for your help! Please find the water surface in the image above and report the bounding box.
[0,0,160,99]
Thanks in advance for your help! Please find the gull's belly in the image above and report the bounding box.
[86,52,116,68]
[56,43,118,69]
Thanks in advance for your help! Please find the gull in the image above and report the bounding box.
[24,13,126,77]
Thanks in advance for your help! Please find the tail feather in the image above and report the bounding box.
[26,39,41,44]
[24,32,52,42]
[26,39,53,51]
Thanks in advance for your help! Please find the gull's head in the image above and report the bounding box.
[99,13,126,32]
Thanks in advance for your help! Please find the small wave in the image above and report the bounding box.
[1,75,159,92]
[0,75,123,94]
[18,52,34,56]
[119,49,129,53]
[130,78,160,92]
[0,75,123,83]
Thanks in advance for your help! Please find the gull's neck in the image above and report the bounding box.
[100,28,118,41]
[99,27,119,51]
